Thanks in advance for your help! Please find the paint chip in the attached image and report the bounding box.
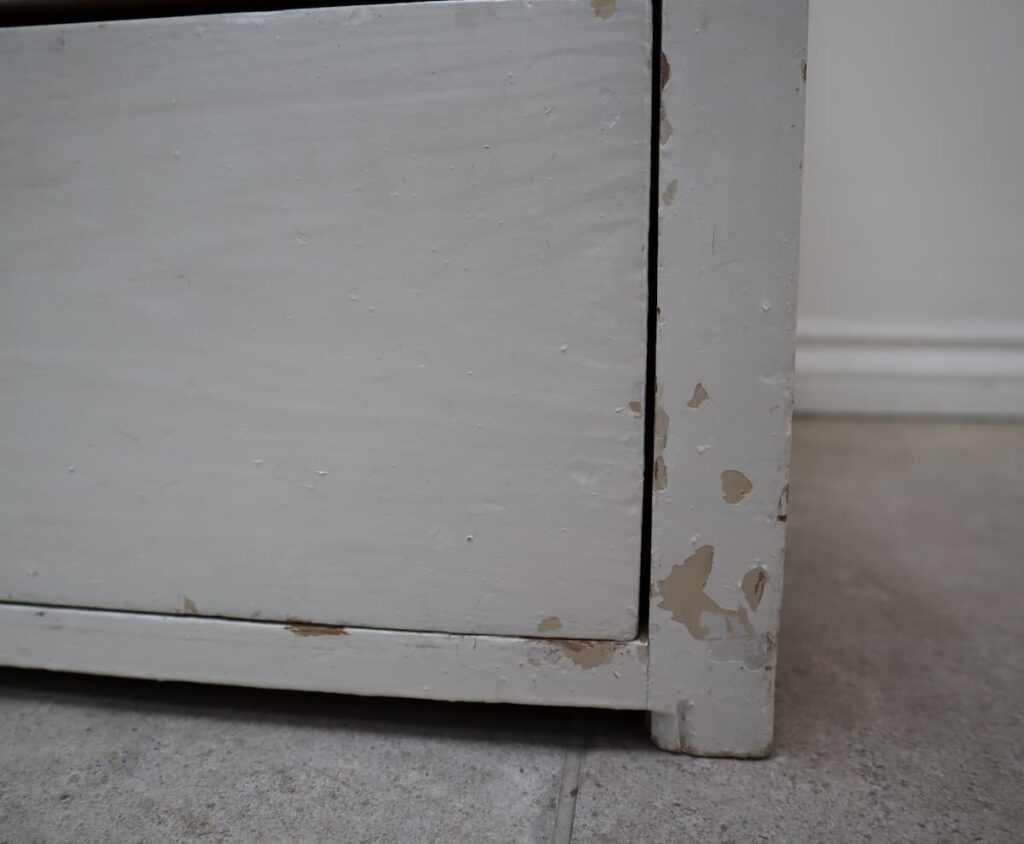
[742,568,767,611]
[591,0,615,19]
[687,382,709,408]
[182,597,198,615]
[662,179,678,206]
[561,640,615,669]
[628,400,643,418]
[653,457,667,491]
[656,546,751,639]
[721,470,753,504]
[538,616,563,633]
[286,623,348,637]
[660,51,671,89]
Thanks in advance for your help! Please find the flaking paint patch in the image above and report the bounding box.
[742,567,767,611]
[687,382,709,408]
[721,469,752,504]
[182,596,198,615]
[653,401,669,491]
[653,457,667,491]
[537,616,562,633]
[662,179,678,206]
[561,640,616,669]
[591,0,615,20]
[656,545,751,639]
[660,52,671,89]
[286,623,348,637]
[628,400,643,418]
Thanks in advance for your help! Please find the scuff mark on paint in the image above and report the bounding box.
[182,597,198,615]
[286,623,348,637]
[708,634,772,669]
[537,616,562,633]
[561,640,616,669]
[591,0,615,19]
[687,383,709,408]
[660,103,673,145]
[721,470,753,504]
[656,545,751,639]
[742,567,767,611]
[662,179,678,206]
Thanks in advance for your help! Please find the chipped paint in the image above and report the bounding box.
[182,597,198,615]
[687,382,709,408]
[662,179,678,206]
[653,400,670,491]
[653,457,667,491]
[659,103,673,145]
[720,469,752,504]
[628,400,643,418]
[537,616,562,633]
[591,0,615,20]
[660,51,671,89]
[777,483,789,522]
[741,567,767,611]
[561,640,616,669]
[656,545,751,639]
[285,623,348,637]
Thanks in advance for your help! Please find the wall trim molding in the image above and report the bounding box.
[795,319,1024,418]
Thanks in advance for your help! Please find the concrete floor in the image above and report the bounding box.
[2,418,1023,842]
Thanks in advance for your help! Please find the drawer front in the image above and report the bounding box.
[0,0,651,639]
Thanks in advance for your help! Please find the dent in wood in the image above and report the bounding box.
[777,483,790,522]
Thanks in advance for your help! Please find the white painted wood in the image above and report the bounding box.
[0,1,652,639]
[0,603,649,710]
[648,0,806,755]
[797,0,1024,419]
[796,320,1024,417]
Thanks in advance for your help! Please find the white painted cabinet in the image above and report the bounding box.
[0,0,806,756]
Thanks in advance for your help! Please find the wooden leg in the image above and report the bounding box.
[648,0,806,756]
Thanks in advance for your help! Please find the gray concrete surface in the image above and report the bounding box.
[2,418,1023,842]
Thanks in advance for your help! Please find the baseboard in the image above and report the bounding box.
[795,321,1024,418]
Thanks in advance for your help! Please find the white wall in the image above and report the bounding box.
[796,0,1024,416]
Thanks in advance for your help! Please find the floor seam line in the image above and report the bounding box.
[550,714,585,844]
